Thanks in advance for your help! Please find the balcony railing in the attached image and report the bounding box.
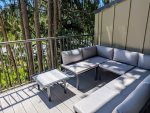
[0,35,94,92]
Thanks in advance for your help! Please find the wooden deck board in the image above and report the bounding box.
[0,92,15,113]
[0,70,117,113]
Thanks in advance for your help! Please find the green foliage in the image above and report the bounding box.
[0,0,98,40]
[0,0,98,90]
[58,0,98,35]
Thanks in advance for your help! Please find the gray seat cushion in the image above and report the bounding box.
[143,74,150,84]
[105,68,150,96]
[113,77,150,113]
[82,46,97,59]
[73,69,150,113]
[99,60,134,75]
[138,53,150,70]
[96,45,114,59]
[62,57,108,75]
[74,86,124,113]
[113,48,138,66]
[61,49,83,65]
[125,67,150,80]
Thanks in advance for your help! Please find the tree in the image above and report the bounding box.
[48,0,52,37]
[53,0,57,36]
[20,0,34,76]
[18,0,26,40]
[57,0,62,30]
[0,15,21,85]
[34,0,43,72]
[47,0,53,68]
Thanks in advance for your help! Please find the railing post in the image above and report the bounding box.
[54,38,58,68]
[47,38,55,69]
[46,39,52,69]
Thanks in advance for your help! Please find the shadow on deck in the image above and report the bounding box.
[0,69,117,113]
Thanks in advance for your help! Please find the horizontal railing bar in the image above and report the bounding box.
[0,35,93,45]
[57,35,93,38]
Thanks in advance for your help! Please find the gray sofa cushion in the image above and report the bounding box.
[99,60,134,75]
[62,56,108,75]
[74,86,124,113]
[105,68,150,97]
[96,45,114,59]
[138,53,150,70]
[142,75,150,84]
[113,48,138,66]
[125,67,150,79]
[113,77,150,113]
[61,49,83,65]
[82,46,97,59]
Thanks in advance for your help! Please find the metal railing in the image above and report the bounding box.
[0,35,94,92]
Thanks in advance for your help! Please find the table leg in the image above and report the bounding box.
[47,87,51,101]
[63,80,67,94]
[98,68,101,80]
[95,67,98,80]
[76,75,79,90]
[37,84,40,90]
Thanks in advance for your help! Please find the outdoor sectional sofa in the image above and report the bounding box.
[61,45,150,113]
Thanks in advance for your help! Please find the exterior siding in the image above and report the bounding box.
[95,0,150,54]
[101,6,114,47]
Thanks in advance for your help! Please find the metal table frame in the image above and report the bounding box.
[33,69,69,101]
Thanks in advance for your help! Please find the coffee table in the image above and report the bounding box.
[33,69,69,101]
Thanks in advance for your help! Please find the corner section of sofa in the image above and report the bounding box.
[113,75,150,113]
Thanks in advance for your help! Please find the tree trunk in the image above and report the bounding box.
[34,0,43,72]
[20,0,34,77]
[57,0,62,30]
[48,0,53,37]
[53,0,57,36]
[0,15,21,85]
[18,0,26,40]
[47,0,53,69]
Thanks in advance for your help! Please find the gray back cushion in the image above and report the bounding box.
[96,45,114,59]
[138,53,150,70]
[61,49,83,65]
[113,81,150,113]
[113,48,138,66]
[82,46,97,59]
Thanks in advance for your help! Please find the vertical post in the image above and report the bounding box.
[37,84,40,90]
[47,87,51,101]
[92,35,94,46]
[76,75,79,90]
[60,38,63,64]
[68,37,72,50]
[54,38,58,68]
[47,39,52,70]
[63,80,67,94]
[62,38,65,50]
[66,37,69,50]
[50,39,54,69]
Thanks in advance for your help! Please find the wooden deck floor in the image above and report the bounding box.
[0,70,117,113]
